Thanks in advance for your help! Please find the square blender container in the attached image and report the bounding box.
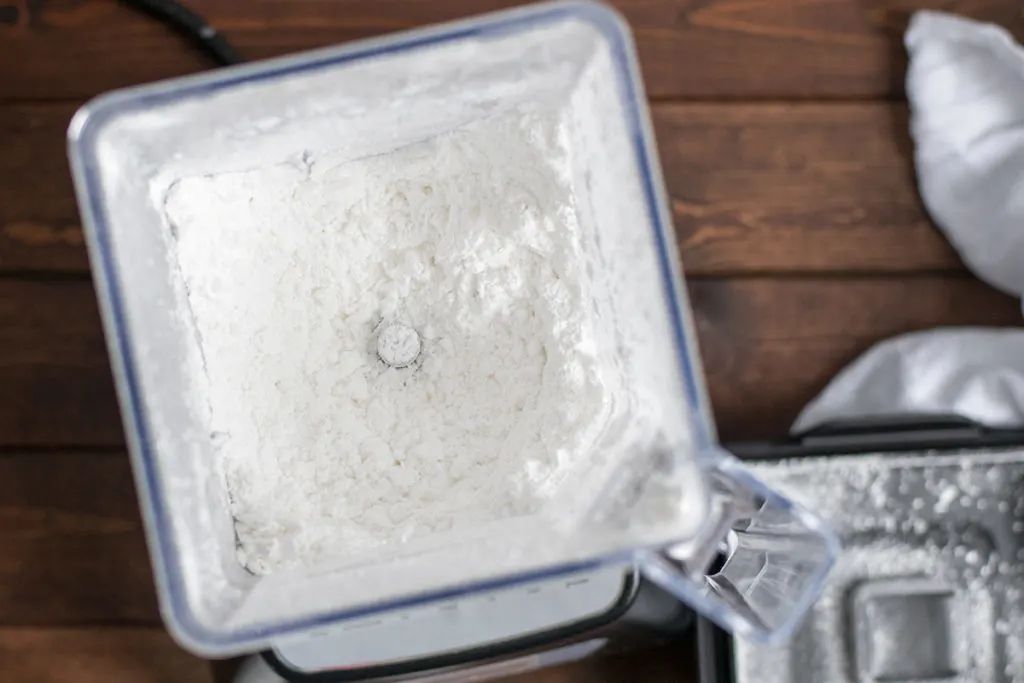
[67,0,838,657]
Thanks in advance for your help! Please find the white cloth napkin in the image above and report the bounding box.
[792,328,1024,432]
[794,11,1024,433]
[907,11,1024,298]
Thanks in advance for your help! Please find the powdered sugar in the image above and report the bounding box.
[165,106,612,574]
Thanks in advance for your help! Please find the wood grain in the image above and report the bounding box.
[2,101,959,276]
[0,102,88,273]
[656,102,962,274]
[0,452,158,625]
[0,628,212,683]
[1,0,1022,100]
[0,280,122,446]
[692,276,1023,438]
[0,277,1016,449]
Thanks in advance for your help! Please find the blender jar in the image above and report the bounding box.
[67,0,837,658]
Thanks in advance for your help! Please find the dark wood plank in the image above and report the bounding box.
[1,102,960,276]
[0,103,87,273]
[657,102,962,274]
[1,0,1022,100]
[0,452,158,625]
[0,277,1017,448]
[0,628,212,683]
[0,280,123,446]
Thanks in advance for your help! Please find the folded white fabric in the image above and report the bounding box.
[792,328,1024,432]
[906,10,1024,297]
[793,11,1024,433]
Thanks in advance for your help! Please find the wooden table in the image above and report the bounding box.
[2,0,1023,680]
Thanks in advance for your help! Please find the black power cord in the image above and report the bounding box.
[119,0,244,67]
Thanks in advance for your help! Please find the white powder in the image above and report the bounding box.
[164,106,612,574]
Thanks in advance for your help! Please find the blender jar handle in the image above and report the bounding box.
[637,450,838,644]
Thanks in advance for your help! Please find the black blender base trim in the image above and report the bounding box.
[729,413,1024,460]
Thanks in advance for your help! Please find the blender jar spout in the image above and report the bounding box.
[639,451,839,644]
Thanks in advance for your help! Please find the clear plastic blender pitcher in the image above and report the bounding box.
[67,0,837,658]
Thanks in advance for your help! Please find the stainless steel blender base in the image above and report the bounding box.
[727,448,1024,683]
